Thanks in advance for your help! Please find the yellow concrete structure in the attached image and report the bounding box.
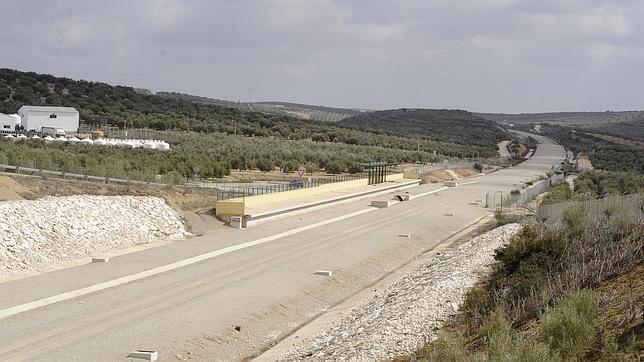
[403,172,420,179]
[215,199,246,217]
[215,173,405,217]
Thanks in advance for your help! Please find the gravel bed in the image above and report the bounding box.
[279,223,523,361]
[0,195,189,277]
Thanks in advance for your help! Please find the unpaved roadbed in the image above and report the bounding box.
[272,223,523,361]
[0,195,189,278]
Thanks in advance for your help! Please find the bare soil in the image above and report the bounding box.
[421,168,480,184]
[0,175,31,201]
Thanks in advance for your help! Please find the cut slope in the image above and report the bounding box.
[0,195,189,278]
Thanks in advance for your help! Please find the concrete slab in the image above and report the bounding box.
[127,350,158,361]
[314,271,333,277]
[371,200,394,208]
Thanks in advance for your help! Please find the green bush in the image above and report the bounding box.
[539,289,598,359]
[483,311,513,361]
[494,210,508,226]
[473,162,483,172]
[347,163,364,174]
[513,340,561,362]
[325,160,344,174]
[256,158,274,172]
[562,206,585,237]
[494,225,568,277]
[428,331,469,362]
[542,181,572,204]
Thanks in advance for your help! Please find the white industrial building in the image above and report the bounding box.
[18,106,79,133]
[0,112,20,134]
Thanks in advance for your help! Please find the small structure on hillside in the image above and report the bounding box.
[0,113,20,134]
[18,106,79,133]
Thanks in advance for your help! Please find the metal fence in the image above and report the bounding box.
[213,171,393,200]
[504,172,565,207]
[536,193,644,225]
[485,172,565,211]
[404,160,474,175]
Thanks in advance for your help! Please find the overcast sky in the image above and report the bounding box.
[2,0,643,113]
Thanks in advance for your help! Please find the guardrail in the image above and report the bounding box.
[0,164,167,187]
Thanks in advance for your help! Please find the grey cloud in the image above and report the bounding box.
[1,0,643,112]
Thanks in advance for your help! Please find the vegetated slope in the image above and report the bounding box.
[0,69,500,160]
[478,111,644,127]
[520,123,643,173]
[341,109,509,154]
[413,204,643,361]
[585,120,644,142]
[157,92,363,122]
[251,101,363,122]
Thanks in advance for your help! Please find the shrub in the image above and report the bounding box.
[542,181,572,204]
[473,162,483,172]
[256,158,274,172]
[562,206,585,237]
[494,210,508,226]
[510,189,521,196]
[325,160,344,174]
[513,340,561,362]
[347,163,364,174]
[428,331,469,362]
[483,311,513,361]
[539,289,598,359]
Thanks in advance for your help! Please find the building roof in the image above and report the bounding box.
[18,106,79,113]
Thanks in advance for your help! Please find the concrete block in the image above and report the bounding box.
[398,233,411,238]
[128,350,158,361]
[468,202,479,205]
[91,257,109,263]
[394,194,410,201]
[229,216,243,229]
[216,199,245,217]
[314,270,333,276]
[371,200,394,208]
[443,181,458,187]
[445,212,456,216]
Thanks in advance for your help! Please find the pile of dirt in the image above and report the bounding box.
[0,175,32,201]
[420,168,480,184]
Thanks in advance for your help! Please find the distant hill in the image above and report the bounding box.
[477,111,644,126]
[341,109,510,150]
[157,92,364,122]
[478,111,644,142]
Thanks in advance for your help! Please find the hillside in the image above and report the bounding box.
[156,92,363,122]
[479,111,644,141]
[477,111,644,127]
[0,69,510,180]
[341,109,509,152]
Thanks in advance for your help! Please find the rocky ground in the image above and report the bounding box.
[275,223,523,361]
[0,195,190,278]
